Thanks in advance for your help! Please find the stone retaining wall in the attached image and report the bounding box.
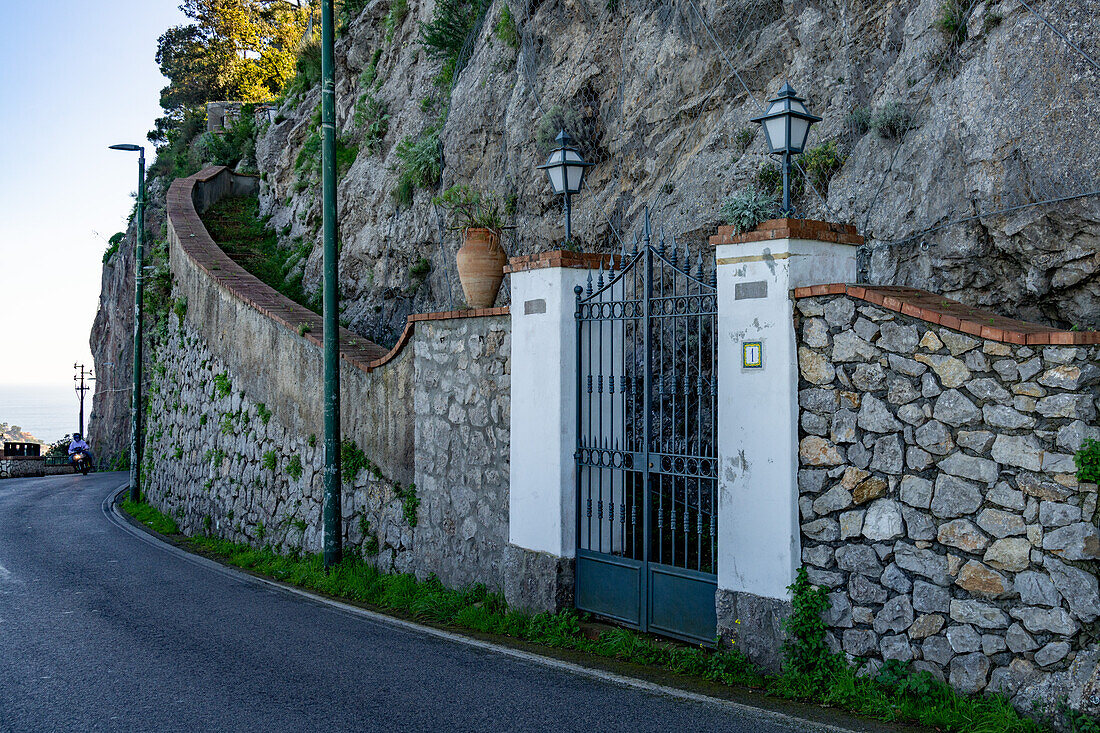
[151,166,513,592]
[796,291,1100,713]
[0,458,76,478]
[143,312,511,590]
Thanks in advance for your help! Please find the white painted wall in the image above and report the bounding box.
[509,266,592,558]
[715,238,857,600]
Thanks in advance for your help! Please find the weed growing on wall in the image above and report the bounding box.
[213,373,232,399]
[287,455,303,481]
[779,567,843,692]
[1075,439,1100,483]
[257,403,272,425]
[262,451,277,471]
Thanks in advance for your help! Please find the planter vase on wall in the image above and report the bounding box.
[456,227,506,308]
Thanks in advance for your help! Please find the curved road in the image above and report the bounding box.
[0,472,829,732]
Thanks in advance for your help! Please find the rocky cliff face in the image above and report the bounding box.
[91,0,1098,457]
[88,180,167,467]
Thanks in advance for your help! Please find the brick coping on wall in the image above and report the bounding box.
[505,251,623,274]
[168,167,510,375]
[710,218,864,246]
[793,283,1100,345]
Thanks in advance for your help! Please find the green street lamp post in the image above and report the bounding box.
[320,0,342,568]
[750,82,821,216]
[110,143,145,502]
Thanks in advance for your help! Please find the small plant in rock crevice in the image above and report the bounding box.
[936,0,969,47]
[1076,439,1100,483]
[871,102,912,139]
[262,450,277,471]
[287,455,303,481]
[392,126,443,206]
[493,3,518,49]
[721,185,779,235]
[213,372,232,399]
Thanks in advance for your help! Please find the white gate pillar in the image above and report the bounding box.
[504,251,608,612]
[712,219,861,669]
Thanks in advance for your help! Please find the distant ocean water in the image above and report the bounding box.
[0,384,83,444]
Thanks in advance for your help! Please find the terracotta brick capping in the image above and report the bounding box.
[793,284,1100,346]
[167,167,510,374]
[710,218,864,246]
[505,251,623,274]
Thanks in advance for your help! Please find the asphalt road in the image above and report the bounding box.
[0,472,820,733]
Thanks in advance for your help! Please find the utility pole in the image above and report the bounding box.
[320,0,342,568]
[73,363,94,436]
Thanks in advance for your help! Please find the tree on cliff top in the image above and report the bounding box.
[150,0,311,146]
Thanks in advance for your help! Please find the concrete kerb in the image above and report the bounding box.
[103,485,898,733]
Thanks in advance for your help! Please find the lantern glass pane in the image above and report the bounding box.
[566,163,585,192]
[791,100,807,115]
[547,165,565,194]
[767,100,785,115]
[765,116,788,150]
[790,117,811,152]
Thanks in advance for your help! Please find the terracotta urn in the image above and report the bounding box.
[456,227,506,308]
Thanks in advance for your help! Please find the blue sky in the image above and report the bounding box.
[0,0,186,387]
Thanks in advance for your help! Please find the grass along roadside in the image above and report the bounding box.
[121,498,1063,732]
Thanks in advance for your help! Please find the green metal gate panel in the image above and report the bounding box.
[574,213,718,644]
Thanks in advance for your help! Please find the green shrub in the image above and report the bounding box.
[195,104,258,171]
[493,4,518,49]
[360,49,383,90]
[1076,439,1100,483]
[392,126,443,206]
[720,185,778,234]
[355,94,390,153]
[870,102,912,139]
[798,140,847,195]
[103,232,124,264]
[535,104,599,158]
[287,455,303,480]
[257,403,272,425]
[431,184,505,230]
[384,0,409,42]
[846,107,872,135]
[936,0,969,46]
[200,196,314,311]
[419,0,492,88]
[285,38,323,100]
[780,567,843,689]
[409,258,432,284]
[262,450,277,471]
[733,127,754,154]
[340,0,370,26]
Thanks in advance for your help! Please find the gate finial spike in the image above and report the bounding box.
[597,261,604,290]
[631,231,639,258]
[658,228,666,256]
[586,270,593,296]
[643,207,652,248]
[696,250,704,279]
[669,232,677,267]
[608,249,616,279]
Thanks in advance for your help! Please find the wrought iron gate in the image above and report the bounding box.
[574,223,718,643]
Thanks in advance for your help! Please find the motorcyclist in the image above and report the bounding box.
[68,433,92,469]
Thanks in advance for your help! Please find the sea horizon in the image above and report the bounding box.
[0,383,85,445]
